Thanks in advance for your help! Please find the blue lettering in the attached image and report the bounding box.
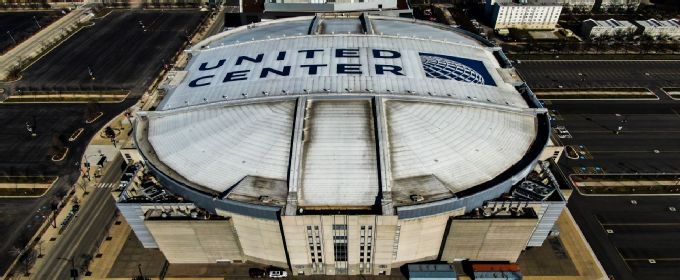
[223,70,250,82]
[300,64,327,75]
[188,75,214,87]
[375,65,404,76]
[235,54,264,65]
[260,66,291,78]
[372,49,401,59]
[335,48,359,58]
[199,59,226,71]
[298,49,324,59]
[337,64,362,74]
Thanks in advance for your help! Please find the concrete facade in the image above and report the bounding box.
[144,219,243,263]
[441,216,537,262]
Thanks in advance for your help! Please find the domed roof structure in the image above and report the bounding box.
[134,14,548,216]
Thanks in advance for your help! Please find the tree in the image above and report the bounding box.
[50,134,66,157]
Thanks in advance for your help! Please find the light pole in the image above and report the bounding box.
[33,16,41,29]
[58,257,77,280]
[7,30,16,44]
[137,263,145,280]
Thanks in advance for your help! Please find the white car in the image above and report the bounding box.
[268,270,288,278]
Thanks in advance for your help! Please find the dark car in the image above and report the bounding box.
[249,268,266,278]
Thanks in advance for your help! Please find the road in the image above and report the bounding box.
[33,155,122,279]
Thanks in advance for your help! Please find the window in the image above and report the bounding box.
[333,224,347,230]
[333,224,348,273]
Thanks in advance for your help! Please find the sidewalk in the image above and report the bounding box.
[84,218,131,279]
[524,210,608,280]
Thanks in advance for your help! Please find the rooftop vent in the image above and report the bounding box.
[410,194,425,203]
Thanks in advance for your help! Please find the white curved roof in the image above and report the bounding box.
[140,16,542,209]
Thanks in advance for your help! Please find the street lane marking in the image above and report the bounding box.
[600,223,680,226]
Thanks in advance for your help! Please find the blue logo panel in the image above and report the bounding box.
[419,53,496,86]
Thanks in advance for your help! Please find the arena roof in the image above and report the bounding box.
[137,14,545,211]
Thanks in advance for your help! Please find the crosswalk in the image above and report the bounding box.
[95,182,115,189]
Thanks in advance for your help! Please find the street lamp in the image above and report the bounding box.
[137,263,147,280]
[6,30,16,44]
[57,257,77,280]
[33,16,41,29]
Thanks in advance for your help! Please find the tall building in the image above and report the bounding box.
[117,14,566,276]
[485,0,563,30]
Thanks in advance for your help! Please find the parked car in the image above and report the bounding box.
[268,270,287,278]
[266,267,288,278]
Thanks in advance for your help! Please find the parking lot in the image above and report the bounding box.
[570,193,680,280]
[546,100,680,174]
[517,60,680,98]
[0,10,205,276]
[0,102,133,175]
[0,11,63,54]
[539,89,680,280]
[14,10,205,95]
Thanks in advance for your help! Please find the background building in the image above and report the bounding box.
[581,18,637,38]
[599,0,640,11]
[485,0,563,30]
[117,14,564,276]
[635,18,680,39]
[558,0,595,11]
[264,0,398,13]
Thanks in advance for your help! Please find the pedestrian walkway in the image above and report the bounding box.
[95,182,116,189]
[84,218,131,279]
[525,210,608,280]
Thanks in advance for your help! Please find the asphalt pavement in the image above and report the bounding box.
[14,10,204,96]
[568,191,680,280]
[534,77,680,280]
[516,60,680,100]
[33,155,122,279]
[546,100,680,174]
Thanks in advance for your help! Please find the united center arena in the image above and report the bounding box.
[116,13,567,276]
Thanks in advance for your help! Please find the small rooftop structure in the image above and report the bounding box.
[472,263,522,280]
[407,264,457,280]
